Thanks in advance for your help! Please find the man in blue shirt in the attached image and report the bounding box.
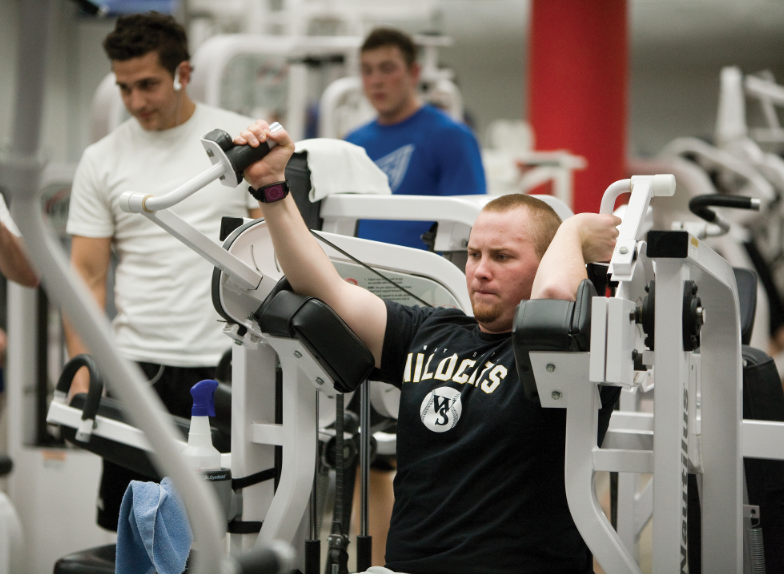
[345,28,487,250]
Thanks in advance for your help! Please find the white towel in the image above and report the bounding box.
[293,139,391,202]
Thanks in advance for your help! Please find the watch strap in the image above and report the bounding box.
[248,180,290,203]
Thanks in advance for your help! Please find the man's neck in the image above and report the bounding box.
[177,95,197,127]
[377,98,423,126]
[154,94,196,131]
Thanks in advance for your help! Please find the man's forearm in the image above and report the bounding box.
[66,235,112,395]
[531,213,620,301]
[62,273,108,395]
[261,196,347,303]
[531,221,587,301]
[0,224,38,288]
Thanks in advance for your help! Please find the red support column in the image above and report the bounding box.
[528,0,628,214]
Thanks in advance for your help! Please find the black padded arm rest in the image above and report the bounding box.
[255,282,375,393]
[512,279,597,402]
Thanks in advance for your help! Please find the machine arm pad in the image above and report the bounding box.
[512,279,596,402]
[255,280,375,393]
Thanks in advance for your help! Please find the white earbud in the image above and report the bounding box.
[173,67,182,91]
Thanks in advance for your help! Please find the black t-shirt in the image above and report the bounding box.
[373,300,619,574]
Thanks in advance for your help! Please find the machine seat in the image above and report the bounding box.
[254,278,375,394]
[54,545,200,574]
[53,544,115,574]
[512,279,596,402]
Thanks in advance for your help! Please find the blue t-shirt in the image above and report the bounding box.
[345,105,486,250]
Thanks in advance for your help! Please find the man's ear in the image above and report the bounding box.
[409,61,422,85]
[177,61,193,90]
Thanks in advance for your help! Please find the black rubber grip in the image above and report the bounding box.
[225,140,274,176]
[689,194,758,224]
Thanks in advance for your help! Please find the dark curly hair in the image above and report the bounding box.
[102,11,189,75]
[361,27,417,68]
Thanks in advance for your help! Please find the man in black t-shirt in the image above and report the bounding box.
[235,120,621,574]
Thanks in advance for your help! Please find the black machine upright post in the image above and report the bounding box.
[325,393,349,574]
[356,380,372,572]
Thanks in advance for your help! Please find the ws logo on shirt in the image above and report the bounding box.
[420,387,462,433]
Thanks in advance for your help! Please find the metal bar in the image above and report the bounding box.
[742,420,784,459]
[142,163,225,212]
[311,393,320,540]
[145,208,262,290]
[360,380,370,536]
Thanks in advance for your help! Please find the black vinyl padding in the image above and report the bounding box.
[54,544,116,574]
[733,267,758,346]
[512,279,596,402]
[255,281,375,394]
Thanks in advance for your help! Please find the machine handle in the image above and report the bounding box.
[688,194,760,224]
[204,121,283,182]
[225,139,274,175]
[55,354,104,423]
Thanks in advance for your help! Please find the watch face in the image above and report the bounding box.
[264,184,286,202]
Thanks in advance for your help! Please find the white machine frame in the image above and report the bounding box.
[528,175,784,573]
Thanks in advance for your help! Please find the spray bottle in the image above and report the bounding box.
[182,379,221,472]
[182,380,239,527]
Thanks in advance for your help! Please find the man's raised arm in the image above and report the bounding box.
[531,212,621,301]
[236,121,388,367]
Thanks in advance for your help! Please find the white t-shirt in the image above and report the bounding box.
[0,195,20,236]
[67,104,257,367]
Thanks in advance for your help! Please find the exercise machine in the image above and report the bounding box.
[513,175,784,573]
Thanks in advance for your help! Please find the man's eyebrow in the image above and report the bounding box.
[115,77,158,88]
[466,245,515,254]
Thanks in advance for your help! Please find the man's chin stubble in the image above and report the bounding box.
[471,301,502,324]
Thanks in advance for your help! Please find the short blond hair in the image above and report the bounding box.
[481,194,562,259]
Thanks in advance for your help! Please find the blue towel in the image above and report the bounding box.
[116,477,193,574]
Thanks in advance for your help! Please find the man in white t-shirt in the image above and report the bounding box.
[65,12,260,530]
